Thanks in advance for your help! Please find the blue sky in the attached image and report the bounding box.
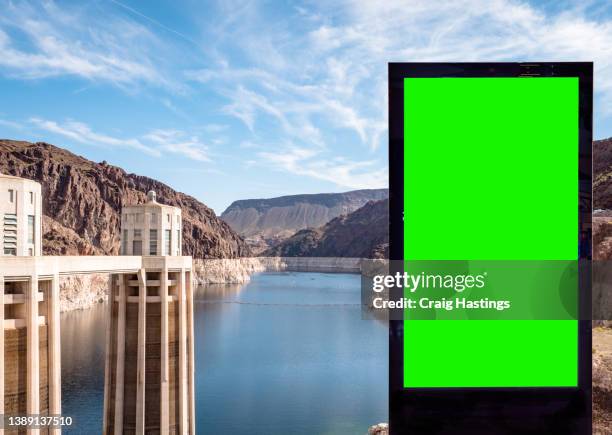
[0,0,611,213]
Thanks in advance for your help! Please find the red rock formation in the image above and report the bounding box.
[221,188,388,252]
[264,199,389,259]
[0,140,250,258]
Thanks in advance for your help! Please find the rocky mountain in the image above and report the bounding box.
[221,188,388,252]
[264,199,389,259]
[594,137,612,260]
[0,140,250,258]
[595,137,612,210]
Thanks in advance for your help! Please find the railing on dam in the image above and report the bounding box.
[0,255,192,280]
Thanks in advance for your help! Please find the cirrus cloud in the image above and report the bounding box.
[29,117,211,162]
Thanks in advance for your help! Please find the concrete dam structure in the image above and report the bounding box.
[0,175,195,434]
[0,255,195,434]
[0,260,60,435]
[103,256,195,434]
[102,190,195,434]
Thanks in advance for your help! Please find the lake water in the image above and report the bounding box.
[61,272,388,434]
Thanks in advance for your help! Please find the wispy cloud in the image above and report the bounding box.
[0,119,23,130]
[29,118,210,162]
[201,124,228,133]
[191,3,612,141]
[30,117,161,156]
[0,1,180,91]
[259,145,387,189]
[306,0,612,108]
[2,0,611,199]
[188,64,372,148]
[220,85,324,146]
[107,0,200,47]
[145,129,210,162]
[239,4,609,124]
[182,0,612,188]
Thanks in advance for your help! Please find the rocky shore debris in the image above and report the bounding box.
[594,327,612,434]
[368,423,388,435]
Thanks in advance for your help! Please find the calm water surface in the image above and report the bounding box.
[61,272,388,434]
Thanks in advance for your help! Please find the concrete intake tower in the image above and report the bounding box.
[103,192,195,434]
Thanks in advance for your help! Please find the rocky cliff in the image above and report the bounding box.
[221,189,388,252]
[192,257,363,285]
[0,140,250,258]
[60,273,109,312]
[595,137,612,210]
[594,137,612,263]
[264,199,389,259]
[593,327,612,434]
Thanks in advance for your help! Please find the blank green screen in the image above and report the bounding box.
[403,77,578,387]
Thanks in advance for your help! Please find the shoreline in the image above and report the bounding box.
[59,256,381,312]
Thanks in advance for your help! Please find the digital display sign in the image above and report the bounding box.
[402,77,579,387]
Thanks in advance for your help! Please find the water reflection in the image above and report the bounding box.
[61,304,106,432]
[195,272,388,435]
[60,272,388,434]
[194,282,246,301]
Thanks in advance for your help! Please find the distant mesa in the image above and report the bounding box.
[221,188,388,253]
[263,198,389,259]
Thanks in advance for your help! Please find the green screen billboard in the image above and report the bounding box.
[403,77,578,388]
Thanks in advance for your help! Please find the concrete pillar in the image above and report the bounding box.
[26,273,40,435]
[48,273,61,434]
[178,268,188,433]
[114,274,126,434]
[160,264,170,434]
[102,275,114,435]
[135,268,147,434]
[103,258,193,434]
[186,271,195,435]
[0,275,4,435]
